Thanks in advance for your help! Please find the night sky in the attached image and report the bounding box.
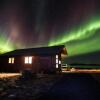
[0,0,100,60]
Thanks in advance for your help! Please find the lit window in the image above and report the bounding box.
[29,57,32,64]
[56,64,58,68]
[9,58,11,63]
[25,57,28,64]
[56,55,59,68]
[56,59,58,63]
[56,55,58,59]
[12,58,14,63]
[8,57,14,64]
[59,60,61,64]
[25,56,32,64]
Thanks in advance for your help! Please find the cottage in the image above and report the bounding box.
[0,45,67,73]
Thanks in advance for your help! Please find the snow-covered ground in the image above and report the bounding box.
[0,74,61,100]
[0,73,21,78]
[62,69,100,73]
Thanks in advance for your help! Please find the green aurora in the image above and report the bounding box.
[0,34,14,54]
[1,18,100,57]
[48,18,100,56]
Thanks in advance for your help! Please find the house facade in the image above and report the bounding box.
[0,45,67,73]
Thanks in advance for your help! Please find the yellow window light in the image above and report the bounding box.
[56,59,58,64]
[29,57,32,64]
[56,64,58,68]
[59,60,61,64]
[25,57,28,64]
[56,55,58,59]
[25,56,32,64]
[12,58,14,63]
[9,58,11,63]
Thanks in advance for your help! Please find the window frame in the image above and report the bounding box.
[8,57,14,64]
[24,56,32,64]
[56,55,59,68]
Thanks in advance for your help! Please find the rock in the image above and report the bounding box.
[8,94,16,98]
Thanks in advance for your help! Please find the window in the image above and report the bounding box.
[12,58,14,63]
[56,55,61,68]
[8,57,14,64]
[56,59,58,63]
[56,55,58,59]
[25,56,32,64]
[56,64,58,68]
[29,57,32,64]
[56,55,59,68]
[59,60,61,64]
[9,58,11,63]
[25,57,28,64]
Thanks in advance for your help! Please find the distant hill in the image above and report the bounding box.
[65,51,100,65]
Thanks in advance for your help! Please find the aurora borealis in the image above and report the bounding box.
[0,0,100,59]
[0,34,14,53]
[49,18,100,56]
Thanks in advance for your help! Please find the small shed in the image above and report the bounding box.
[0,45,67,73]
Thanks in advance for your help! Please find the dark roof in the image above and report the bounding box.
[0,45,67,56]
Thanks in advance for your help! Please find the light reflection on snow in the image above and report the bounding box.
[0,73,21,78]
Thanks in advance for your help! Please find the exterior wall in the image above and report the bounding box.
[50,54,62,73]
[0,56,21,72]
[19,55,58,73]
[58,54,62,72]
[0,56,7,72]
[14,56,23,72]
[31,56,56,73]
[0,54,62,73]
[21,56,33,71]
